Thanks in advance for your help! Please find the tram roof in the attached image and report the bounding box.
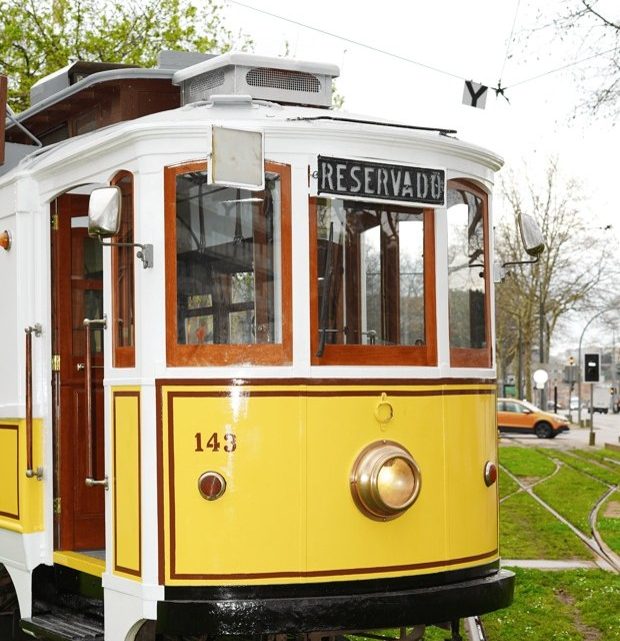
[3,51,503,178]
[10,97,502,175]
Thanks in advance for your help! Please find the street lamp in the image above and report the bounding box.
[533,368,549,408]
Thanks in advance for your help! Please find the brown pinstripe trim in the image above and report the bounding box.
[113,391,142,578]
[170,548,499,581]
[0,424,19,520]
[157,384,165,585]
[156,377,495,387]
[168,393,178,580]
[159,388,496,400]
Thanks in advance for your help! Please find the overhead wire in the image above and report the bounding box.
[504,46,619,89]
[229,0,465,82]
[228,0,618,97]
[496,0,522,100]
[228,0,620,99]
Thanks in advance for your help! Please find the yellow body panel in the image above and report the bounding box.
[445,394,498,558]
[160,383,498,586]
[53,551,105,578]
[161,387,304,583]
[0,425,19,519]
[306,391,448,575]
[0,420,44,533]
[113,388,142,579]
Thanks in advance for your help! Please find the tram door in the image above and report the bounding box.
[51,193,106,552]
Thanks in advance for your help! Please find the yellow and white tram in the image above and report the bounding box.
[0,51,515,641]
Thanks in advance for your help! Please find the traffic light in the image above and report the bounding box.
[584,353,600,383]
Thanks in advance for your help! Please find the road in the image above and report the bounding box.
[500,409,620,449]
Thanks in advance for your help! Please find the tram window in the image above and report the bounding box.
[111,171,135,367]
[165,161,292,366]
[447,180,491,367]
[310,198,437,365]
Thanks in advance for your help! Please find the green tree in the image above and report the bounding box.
[0,0,252,112]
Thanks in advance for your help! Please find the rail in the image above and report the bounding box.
[24,323,43,480]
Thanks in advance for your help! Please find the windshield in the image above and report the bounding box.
[520,400,541,412]
[315,198,425,351]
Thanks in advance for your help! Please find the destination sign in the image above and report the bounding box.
[317,156,445,207]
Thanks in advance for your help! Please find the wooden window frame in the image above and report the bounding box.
[164,160,292,367]
[447,178,492,368]
[309,197,437,366]
[111,170,136,368]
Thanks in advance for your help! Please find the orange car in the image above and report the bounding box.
[497,398,570,438]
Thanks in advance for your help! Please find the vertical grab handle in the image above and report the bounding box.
[25,324,43,480]
[83,316,108,489]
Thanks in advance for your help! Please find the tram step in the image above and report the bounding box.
[21,611,103,641]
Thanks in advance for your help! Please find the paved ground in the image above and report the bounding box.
[500,409,620,449]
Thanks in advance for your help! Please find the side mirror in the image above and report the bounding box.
[519,213,545,257]
[88,186,121,238]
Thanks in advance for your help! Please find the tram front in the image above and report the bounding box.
[112,53,513,639]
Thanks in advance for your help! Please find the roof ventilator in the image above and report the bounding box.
[173,52,339,108]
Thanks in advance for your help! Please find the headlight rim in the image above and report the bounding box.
[350,440,422,521]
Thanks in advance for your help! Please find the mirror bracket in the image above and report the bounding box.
[100,239,153,269]
[502,255,540,269]
[498,255,540,281]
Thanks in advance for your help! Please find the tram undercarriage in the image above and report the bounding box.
[1,559,512,641]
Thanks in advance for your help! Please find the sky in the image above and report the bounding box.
[220,0,619,351]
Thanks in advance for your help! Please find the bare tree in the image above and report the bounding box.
[495,157,615,400]
[551,1,620,116]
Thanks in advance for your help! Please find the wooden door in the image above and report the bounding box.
[52,193,106,551]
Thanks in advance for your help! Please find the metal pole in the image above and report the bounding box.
[517,321,523,399]
[539,300,546,409]
[589,382,595,446]
[578,309,608,427]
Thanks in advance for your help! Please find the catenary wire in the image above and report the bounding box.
[498,0,522,83]
[229,0,620,97]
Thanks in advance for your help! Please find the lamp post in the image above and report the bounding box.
[577,309,609,429]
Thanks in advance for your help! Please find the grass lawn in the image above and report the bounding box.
[575,445,620,464]
[482,568,620,641]
[500,491,593,559]
[542,448,620,485]
[534,465,608,534]
[499,446,556,481]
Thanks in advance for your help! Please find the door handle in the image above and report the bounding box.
[25,324,43,480]
[83,316,108,490]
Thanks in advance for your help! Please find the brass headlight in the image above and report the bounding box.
[350,441,421,520]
